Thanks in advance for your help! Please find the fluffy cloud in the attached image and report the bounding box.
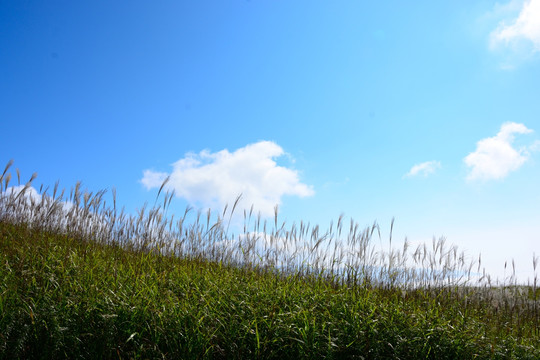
[490,0,540,52]
[464,122,534,181]
[2,184,42,203]
[404,161,441,178]
[141,141,314,217]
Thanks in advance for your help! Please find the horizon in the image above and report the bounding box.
[1,1,540,282]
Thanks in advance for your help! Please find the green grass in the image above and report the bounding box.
[1,161,539,359]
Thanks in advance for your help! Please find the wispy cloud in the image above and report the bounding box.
[141,141,314,217]
[404,161,441,178]
[464,122,534,181]
[530,139,540,152]
[489,0,540,60]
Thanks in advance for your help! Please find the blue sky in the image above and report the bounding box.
[1,0,540,282]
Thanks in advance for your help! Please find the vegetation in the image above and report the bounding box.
[1,160,539,359]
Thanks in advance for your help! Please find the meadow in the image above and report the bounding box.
[0,160,539,359]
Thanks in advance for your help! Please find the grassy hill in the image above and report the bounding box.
[1,162,539,359]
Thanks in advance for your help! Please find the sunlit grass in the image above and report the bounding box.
[1,160,539,359]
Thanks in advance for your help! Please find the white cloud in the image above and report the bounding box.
[464,122,534,181]
[3,184,42,203]
[530,139,540,152]
[490,0,540,52]
[140,170,168,190]
[404,161,441,178]
[141,141,314,217]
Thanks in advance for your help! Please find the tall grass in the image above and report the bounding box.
[1,160,538,359]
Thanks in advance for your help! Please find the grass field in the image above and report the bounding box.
[1,160,539,359]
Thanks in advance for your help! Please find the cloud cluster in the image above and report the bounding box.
[464,122,534,181]
[404,161,441,178]
[141,141,314,217]
[404,123,536,182]
[490,0,540,52]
